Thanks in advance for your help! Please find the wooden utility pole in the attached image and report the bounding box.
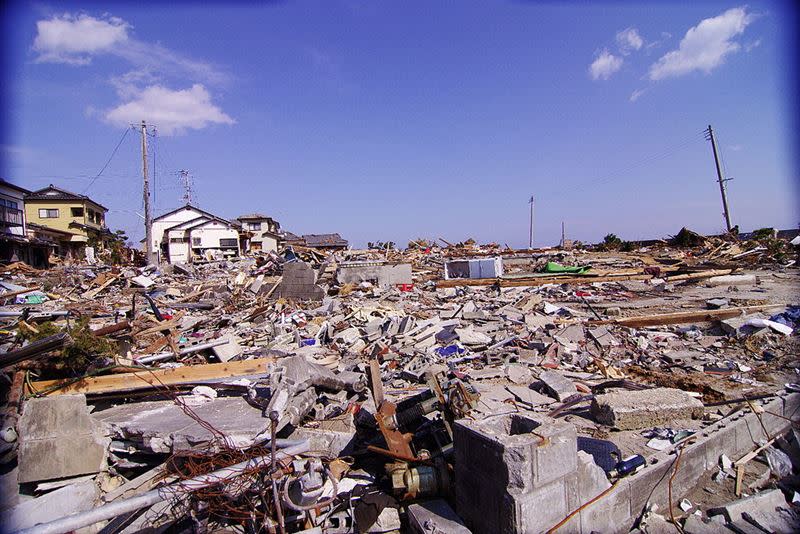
[141,120,154,264]
[561,221,566,248]
[528,195,534,249]
[705,125,733,232]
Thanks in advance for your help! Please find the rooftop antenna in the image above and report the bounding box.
[179,170,195,206]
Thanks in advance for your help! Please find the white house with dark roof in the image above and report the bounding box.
[151,205,240,264]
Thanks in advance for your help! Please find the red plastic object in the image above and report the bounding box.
[397,284,414,292]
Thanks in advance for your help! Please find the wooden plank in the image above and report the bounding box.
[596,304,782,328]
[436,273,654,289]
[26,357,275,396]
[435,267,735,289]
[0,286,40,301]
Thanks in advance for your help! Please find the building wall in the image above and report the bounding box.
[191,223,240,253]
[0,184,26,237]
[260,234,278,253]
[152,207,204,263]
[24,200,105,238]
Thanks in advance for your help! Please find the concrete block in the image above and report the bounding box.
[275,261,325,300]
[17,394,109,484]
[539,370,578,402]
[708,488,787,522]
[407,499,470,534]
[591,388,704,430]
[515,479,569,534]
[454,413,578,533]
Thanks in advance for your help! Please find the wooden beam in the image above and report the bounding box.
[26,357,275,397]
[590,304,783,328]
[435,268,735,289]
[436,273,654,289]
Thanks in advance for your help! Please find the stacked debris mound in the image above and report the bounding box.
[1,240,798,533]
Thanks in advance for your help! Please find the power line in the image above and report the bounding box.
[81,128,131,194]
[545,131,705,201]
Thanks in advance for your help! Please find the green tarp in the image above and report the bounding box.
[543,262,591,275]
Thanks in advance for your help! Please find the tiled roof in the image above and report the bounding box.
[25,184,108,210]
[302,233,348,247]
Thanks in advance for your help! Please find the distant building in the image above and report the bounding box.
[280,232,349,252]
[0,179,30,263]
[237,213,281,253]
[24,184,112,258]
[301,233,349,251]
[151,204,241,264]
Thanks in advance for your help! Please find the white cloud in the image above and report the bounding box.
[589,49,623,80]
[648,7,755,81]
[616,28,643,55]
[629,88,647,102]
[33,13,130,65]
[745,39,761,52]
[32,13,228,84]
[105,84,235,135]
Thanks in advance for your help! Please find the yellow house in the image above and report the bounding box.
[24,185,111,251]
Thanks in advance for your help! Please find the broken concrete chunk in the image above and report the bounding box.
[706,298,730,309]
[211,334,243,362]
[708,488,788,523]
[539,369,578,402]
[17,394,109,483]
[505,364,533,385]
[591,387,704,430]
[455,327,491,345]
[3,478,100,531]
[130,275,155,288]
[588,326,620,347]
[408,499,471,534]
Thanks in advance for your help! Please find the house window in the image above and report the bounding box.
[38,208,59,218]
[71,207,84,217]
[192,237,202,246]
[248,222,261,231]
[0,198,18,209]
[169,237,187,243]
[219,238,237,248]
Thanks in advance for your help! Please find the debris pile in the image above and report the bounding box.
[1,230,799,533]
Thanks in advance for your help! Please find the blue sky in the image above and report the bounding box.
[1,1,797,248]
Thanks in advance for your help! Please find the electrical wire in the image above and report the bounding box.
[82,128,131,194]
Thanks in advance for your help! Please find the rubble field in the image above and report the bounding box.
[1,231,799,534]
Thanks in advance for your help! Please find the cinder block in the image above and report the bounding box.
[454,413,579,533]
[515,478,568,534]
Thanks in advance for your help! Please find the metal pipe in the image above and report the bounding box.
[16,440,311,534]
[134,338,230,364]
[0,333,73,370]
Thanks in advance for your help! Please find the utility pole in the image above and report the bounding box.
[561,221,566,248]
[141,120,154,264]
[528,195,534,249]
[705,125,733,233]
